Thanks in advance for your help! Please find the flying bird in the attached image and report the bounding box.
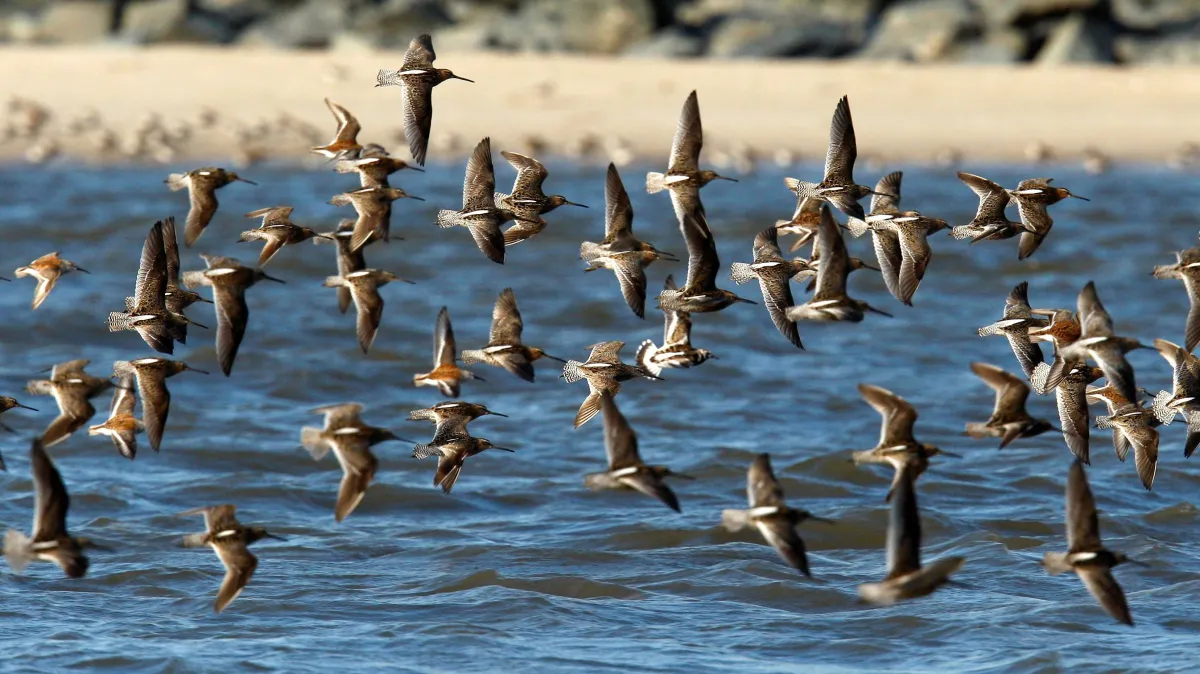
[180,504,284,613]
[330,186,423,253]
[300,403,411,522]
[165,167,256,246]
[964,362,1057,448]
[645,90,736,221]
[784,95,881,225]
[496,150,587,246]
[584,392,688,512]
[13,252,88,310]
[435,137,532,264]
[87,372,144,459]
[310,97,362,160]
[183,255,285,376]
[413,307,481,397]
[376,33,473,166]
[852,384,956,502]
[636,275,717,377]
[239,206,333,267]
[112,358,207,451]
[4,438,98,578]
[657,210,756,314]
[729,226,805,348]
[412,417,512,494]
[323,269,411,354]
[461,288,567,382]
[26,359,112,448]
[562,341,659,428]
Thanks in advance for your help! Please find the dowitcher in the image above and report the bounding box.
[180,504,283,613]
[1151,245,1200,351]
[950,172,1023,246]
[239,206,333,267]
[13,252,87,310]
[108,221,175,354]
[376,33,473,166]
[496,150,586,246]
[331,185,423,253]
[636,275,716,377]
[645,90,736,222]
[113,357,207,452]
[310,98,362,160]
[857,205,948,306]
[657,210,756,313]
[1149,338,1200,457]
[26,359,112,448]
[1089,384,1159,490]
[562,341,659,428]
[965,362,1057,448]
[87,372,143,459]
[852,383,956,502]
[584,392,688,513]
[414,307,481,397]
[1043,461,1142,626]
[409,401,507,427]
[165,167,256,246]
[412,416,512,494]
[301,403,412,522]
[787,205,891,323]
[323,269,411,354]
[183,255,285,376]
[1028,309,1082,395]
[315,219,368,314]
[721,453,831,576]
[729,226,804,348]
[461,288,567,382]
[1039,363,1105,465]
[784,95,881,226]
[436,137,533,265]
[4,439,98,578]
[0,397,37,440]
[1007,178,1088,260]
[154,216,210,344]
[977,281,1047,380]
[335,153,423,189]
[581,163,678,318]
[858,463,965,605]
[844,172,902,300]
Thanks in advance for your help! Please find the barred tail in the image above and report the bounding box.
[376,69,402,87]
[635,339,662,377]
[3,529,33,574]
[407,409,436,422]
[1094,415,1115,430]
[300,427,330,460]
[656,289,686,312]
[561,360,587,383]
[845,217,869,238]
[412,444,441,460]
[435,209,468,229]
[977,322,1003,337]
[107,312,134,332]
[950,225,978,241]
[460,349,485,365]
[1152,391,1178,426]
[1029,361,1053,395]
[165,173,188,191]
[783,177,819,198]
[493,192,510,208]
[728,262,757,285]
[645,172,667,194]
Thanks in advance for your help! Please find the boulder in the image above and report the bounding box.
[120,0,240,44]
[859,0,981,62]
[707,14,865,58]
[972,0,1100,28]
[345,0,453,50]
[37,1,117,43]
[195,0,300,27]
[494,0,657,54]
[952,28,1028,63]
[1116,32,1200,63]
[1035,11,1115,63]
[677,0,875,28]
[237,0,359,48]
[623,27,707,58]
[1113,0,1200,31]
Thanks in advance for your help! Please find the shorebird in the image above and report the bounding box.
[775,195,822,253]
[26,359,112,447]
[950,172,1023,246]
[0,397,37,439]
[1043,461,1142,626]
[581,163,677,318]
[436,137,532,265]
[853,383,956,502]
[413,307,481,397]
[636,275,716,377]
[412,417,512,494]
[784,95,881,226]
[787,205,891,323]
[183,255,285,376]
[845,171,902,292]
[1152,245,1200,351]
[853,200,947,306]
[300,403,411,522]
[461,288,567,382]
[108,221,175,354]
[645,90,736,221]
[335,152,423,189]
[239,206,333,266]
[584,392,688,513]
[721,453,831,575]
[858,463,965,605]
[310,98,362,159]
[376,33,472,166]
[1028,309,1083,395]
[965,362,1057,448]
[1043,363,1105,465]
[496,150,586,246]
[3,439,98,578]
[331,185,423,253]
[165,167,256,246]
[729,226,804,348]
[977,281,1047,380]
[1088,384,1160,490]
[153,216,210,344]
[13,252,87,310]
[323,269,411,354]
[113,358,207,452]
[1149,338,1200,457]
[180,504,283,613]
[657,210,756,313]
[409,401,506,427]
[314,219,367,314]
[562,341,659,428]
[1007,178,1088,260]
[87,372,143,459]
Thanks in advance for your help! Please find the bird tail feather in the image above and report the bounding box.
[3,529,33,574]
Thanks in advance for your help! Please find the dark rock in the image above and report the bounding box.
[494,0,657,54]
[195,0,301,27]
[1116,30,1200,63]
[952,28,1028,62]
[1113,0,1200,31]
[345,0,453,50]
[623,26,706,57]
[859,0,981,62]
[973,0,1100,28]
[237,0,362,48]
[707,14,865,57]
[1035,11,1115,63]
[36,1,118,43]
[120,0,240,44]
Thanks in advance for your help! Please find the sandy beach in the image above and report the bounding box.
[3,45,1200,166]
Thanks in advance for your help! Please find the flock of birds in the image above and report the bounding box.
[0,34,1191,624]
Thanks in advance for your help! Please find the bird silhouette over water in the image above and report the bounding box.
[562,341,659,428]
[87,372,143,459]
[324,269,411,354]
[331,185,423,253]
[1152,244,1200,352]
[301,403,411,522]
[239,206,333,267]
[335,149,423,189]
[584,392,688,513]
[165,167,256,246]
[636,275,716,377]
[1150,338,1200,457]
[113,358,207,452]
[853,383,956,502]
[977,281,1047,380]
[14,252,87,310]
[180,504,284,613]
[108,220,176,354]
[657,210,756,314]
[787,205,891,324]
[183,255,285,376]
[645,90,736,222]
[26,359,112,448]
[376,33,472,166]
[461,288,567,383]
[496,150,586,246]
[4,438,98,578]
[310,98,362,160]
[965,362,1057,449]
[412,416,512,494]
[414,307,481,397]
[785,95,882,226]
[729,226,805,348]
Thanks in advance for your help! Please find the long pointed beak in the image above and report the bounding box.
[735,296,758,305]
[487,411,509,417]
[858,262,880,272]
[16,404,37,411]
[75,267,90,274]
[189,319,209,330]
[658,251,680,261]
[408,166,425,172]
[1070,194,1090,201]
[867,305,893,318]
[491,446,514,452]
[262,273,286,283]
[542,354,569,364]
[197,296,214,303]
[406,195,426,201]
[317,234,337,241]
[566,201,588,208]
[237,178,258,185]
[453,75,474,83]
[717,175,738,183]
[185,366,210,375]
[393,436,421,445]
[0,276,9,281]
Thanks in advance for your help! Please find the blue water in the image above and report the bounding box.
[0,160,1198,673]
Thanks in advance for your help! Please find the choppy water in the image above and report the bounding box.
[0,160,1199,673]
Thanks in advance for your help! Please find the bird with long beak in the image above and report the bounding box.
[14,252,88,310]
[461,288,567,383]
[375,33,472,166]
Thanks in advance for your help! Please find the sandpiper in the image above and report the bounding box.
[977,281,1047,380]
[335,152,423,189]
[853,383,956,502]
[584,392,688,512]
[413,307,481,397]
[26,359,112,448]
[409,401,506,427]
[858,463,965,605]
[562,341,659,428]
[1007,178,1088,260]
[331,185,423,253]
[775,195,822,253]
[1043,461,1141,626]
[323,269,411,354]
[87,372,143,459]
[180,504,283,613]
[376,33,472,165]
[4,439,98,578]
[1149,338,1200,457]
[1028,309,1082,395]
[436,137,532,265]
[13,252,87,310]
[412,416,512,494]
[310,98,362,160]
[155,216,210,344]
[0,396,37,439]
[645,90,736,222]
[165,167,256,246]
[857,204,947,306]
[461,288,567,382]
[239,206,333,267]
[496,150,586,246]
[965,362,1057,448]
[1089,384,1160,490]
[845,171,903,295]
[113,357,207,452]
[581,163,678,318]
[657,210,756,313]
[182,255,285,376]
[721,453,831,576]
[787,205,891,323]
[784,95,881,226]
[108,221,175,354]
[729,226,804,348]
[950,172,1023,246]
[1042,363,1105,465]
[636,275,716,377]
[300,403,411,522]
[315,219,368,314]
[1151,245,1200,352]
